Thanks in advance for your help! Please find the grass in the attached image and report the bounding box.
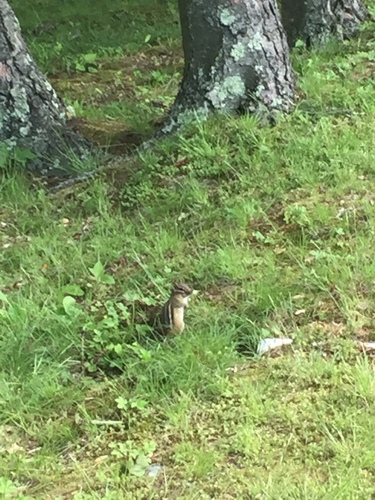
[2,0,375,498]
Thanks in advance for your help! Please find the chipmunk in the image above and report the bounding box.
[155,283,196,336]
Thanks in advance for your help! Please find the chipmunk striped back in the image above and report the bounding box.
[156,283,193,335]
[159,298,173,332]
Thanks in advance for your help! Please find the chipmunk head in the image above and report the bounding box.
[170,283,194,308]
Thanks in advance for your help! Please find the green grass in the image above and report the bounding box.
[2,0,375,498]
[12,0,180,72]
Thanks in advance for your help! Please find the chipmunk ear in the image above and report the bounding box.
[172,283,194,296]
[173,283,190,295]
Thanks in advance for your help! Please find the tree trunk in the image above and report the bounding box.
[163,0,295,132]
[0,0,95,177]
[282,0,370,48]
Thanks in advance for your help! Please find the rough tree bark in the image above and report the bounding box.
[0,0,95,176]
[282,0,370,48]
[163,0,295,132]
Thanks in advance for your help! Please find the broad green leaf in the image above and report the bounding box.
[62,296,79,316]
[129,454,150,477]
[116,396,128,410]
[114,343,123,354]
[89,261,115,284]
[61,284,84,296]
[83,52,97,63]
[89,261,104,279]
[75,63,85,72]
[100,274,115,285]
[130,399,148,410]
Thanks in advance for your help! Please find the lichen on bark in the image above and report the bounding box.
[0,0,95,176]
[162,0,295,133]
